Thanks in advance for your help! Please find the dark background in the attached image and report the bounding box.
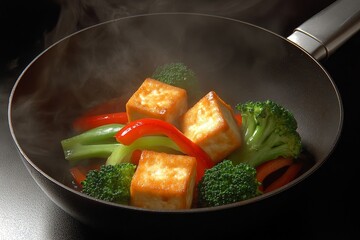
[1,0,358,239]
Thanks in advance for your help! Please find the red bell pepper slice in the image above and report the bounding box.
[130,149,142,165]
[73,112,128,132]
[115,118,215,183]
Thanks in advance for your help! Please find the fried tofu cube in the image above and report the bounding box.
[126,78,188,126]
[130,150,197,210]
[181,91,242,163]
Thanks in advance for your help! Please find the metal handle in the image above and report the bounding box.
[287,0,360,60]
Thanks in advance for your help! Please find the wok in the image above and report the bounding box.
[7,0,360,232]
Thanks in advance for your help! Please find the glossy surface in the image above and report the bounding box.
[288,0,360,59]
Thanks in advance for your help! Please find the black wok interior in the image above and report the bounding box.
[9,13,342,225]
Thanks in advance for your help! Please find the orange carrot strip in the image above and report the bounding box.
[256,157,293,183]
[256,157,293,191]
[80,162,103,173]
[234,114,242,126]
[69,167,87,187]
[264,162,303,193]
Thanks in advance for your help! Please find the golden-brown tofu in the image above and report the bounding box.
[130,150,197,210]
[126,78,188,126]
[181,91,242,163]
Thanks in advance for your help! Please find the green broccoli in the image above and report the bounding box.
[197,160,261,207]
[81,163,136,204]
[228,100,302,167]
[152,62,201,102]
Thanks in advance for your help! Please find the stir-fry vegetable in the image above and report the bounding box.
[61,124,123,162]
[115,118,214,183]
[106,135,182,165]
[261,160,303,193]
[256,157,294,190]
[197,160,262,207]
[82,163,136,204]
[61,62,306,210]
[69,167,87,187]
[73,112,128,132]
[228,100,302,167]
[152,62,201,103]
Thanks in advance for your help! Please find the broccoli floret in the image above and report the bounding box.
[228,100,302,167]
[152,62,201,102]
[197,160,261,207]
[81,163,136,204]
[152,62,196,88]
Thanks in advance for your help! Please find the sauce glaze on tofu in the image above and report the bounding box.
[181,91,242,163]
[130,150,197,210]
[126,78,188,127]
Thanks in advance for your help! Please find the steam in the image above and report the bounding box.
[9,0,304,187]
[45,0,288,47]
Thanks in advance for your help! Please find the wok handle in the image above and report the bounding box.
[287,0,360,60]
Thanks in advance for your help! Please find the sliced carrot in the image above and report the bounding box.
[80,161,103,172]
[69,167,87,187]
[70,161,103,188]
[256,157,293,191]
[234,114,242,126]
[264,161,303,193]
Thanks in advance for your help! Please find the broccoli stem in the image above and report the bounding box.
[61,124,183,166]
[61,123,124,163]
[61,123,124,150]
[64,143,121,162]
[106,136,182,165]
[230,100,302,168]
[230,140,296,168]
